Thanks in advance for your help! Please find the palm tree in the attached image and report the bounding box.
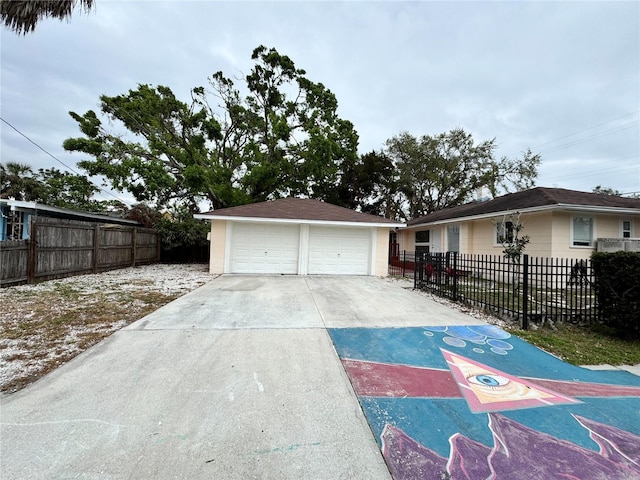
[1,0,94,35]
[0,162,43,200]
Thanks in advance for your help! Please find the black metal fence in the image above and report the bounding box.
[407,252,598,328]
[388,250,417,277]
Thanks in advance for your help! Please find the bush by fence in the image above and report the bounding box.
[403,251,599,328]
[1,217,159,287]
[591,251,640,338]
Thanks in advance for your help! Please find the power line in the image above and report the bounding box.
[0,116,132,206]
[538,121,639,155]
[534,110,640,149]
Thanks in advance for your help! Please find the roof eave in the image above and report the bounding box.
[1,199,140,226]
[194,213,405,228]
[405,203,640,228]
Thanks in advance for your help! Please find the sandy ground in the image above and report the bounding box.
[0,263,215,393]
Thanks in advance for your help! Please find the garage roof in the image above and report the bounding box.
[195,198,404,227]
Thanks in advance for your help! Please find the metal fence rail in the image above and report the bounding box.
[406,251,598,328]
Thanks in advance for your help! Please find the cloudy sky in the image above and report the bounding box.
[1,0,639,206]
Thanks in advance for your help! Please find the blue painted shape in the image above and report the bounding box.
[360,397,494,457]
[468,324,512,339]
[329,325,640,465]
[486,339,513,350]
[443,326,486,341]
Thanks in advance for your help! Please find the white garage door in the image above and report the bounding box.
[308,226,371,275]
[230,223,299,274]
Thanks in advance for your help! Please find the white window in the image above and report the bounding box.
[495,221,514,244]
[447,225,460,252]
[621,220,632,239]
[415,230,430,254]
[4,210,25,241]
[571,216,593,247]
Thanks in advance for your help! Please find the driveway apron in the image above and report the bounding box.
[0,276,480,479]
[4,276,639,480]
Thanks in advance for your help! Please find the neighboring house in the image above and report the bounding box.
[397,187,640,260]
[0,199,140,241]
[194,198,404,276]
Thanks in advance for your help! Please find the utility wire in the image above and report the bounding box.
[0,116,132,206]
[534,110,640,149]
[538,121,639,154]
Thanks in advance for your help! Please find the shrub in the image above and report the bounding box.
[591,251,640,338]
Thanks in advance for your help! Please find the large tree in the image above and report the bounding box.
[1,0,94,35]
[327,150,400,217]
[64,46,359,211]
[35,167,104,211]
[0,161,43,200]
[385,129,540,220]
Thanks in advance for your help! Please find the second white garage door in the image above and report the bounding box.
[230,223,299,274]
[308,226,371,275]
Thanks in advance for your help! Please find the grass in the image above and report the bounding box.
[506,323,640,366]
[0,287,183,394]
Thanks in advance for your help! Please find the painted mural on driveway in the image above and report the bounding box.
[328,326,640,480]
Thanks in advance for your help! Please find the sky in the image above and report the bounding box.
[1,0,639,207]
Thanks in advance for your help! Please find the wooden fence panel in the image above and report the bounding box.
[0,240,29,287]
[0,217,159,287]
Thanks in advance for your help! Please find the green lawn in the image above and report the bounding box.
[506,323,640,366]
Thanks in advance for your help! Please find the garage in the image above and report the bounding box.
[195,198,404,276]
[308,226,371,275]
[229,223,299,274]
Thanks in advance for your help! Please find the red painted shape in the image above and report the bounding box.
[527,378,640,398]
[342,359,640,399]
[341,359,461,397]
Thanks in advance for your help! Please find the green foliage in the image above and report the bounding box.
[156,206,209,250]
[508,323,640,366]
[35,167,104,212]
[591,185,633,197]
[124,203,163,228]
[325,150,399,216]
[1,0,94,35]
[385,129,540,220]
[498,211,530,262]
[591,251,640,338]
[64,46,359,212]
[1,162,43,201]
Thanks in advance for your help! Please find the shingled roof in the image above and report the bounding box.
[197,198,402,225]
[408,187,640,227]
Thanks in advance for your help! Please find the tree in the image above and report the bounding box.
[1,0,94,35]
[0,161,43,200]
[592,185,623,196]
[327,150,400,217]
[64,46,360,212]
[385,129,540,220]
[35,167,103,211]
[497,211,530,291]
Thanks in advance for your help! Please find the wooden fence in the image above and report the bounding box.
[1,217,160,287]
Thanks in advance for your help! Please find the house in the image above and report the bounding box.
[0,199,141,241]
[194,198,404,275]
[396,187,640,260]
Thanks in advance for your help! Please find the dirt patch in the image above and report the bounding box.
[1,264,216,394]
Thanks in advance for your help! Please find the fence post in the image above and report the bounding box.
[522,254,529,330]
[92,224,100,273]
[452,252,458,300]
[27,220,37,284]
[402,250,406,277]
[132,228,137,267]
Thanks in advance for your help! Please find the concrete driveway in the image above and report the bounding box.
[1,276,483,479]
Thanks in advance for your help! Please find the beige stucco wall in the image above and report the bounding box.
[207,220,393,276]
[208,220,227,274]
[399,211,639,261]
[374,227,391,276]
